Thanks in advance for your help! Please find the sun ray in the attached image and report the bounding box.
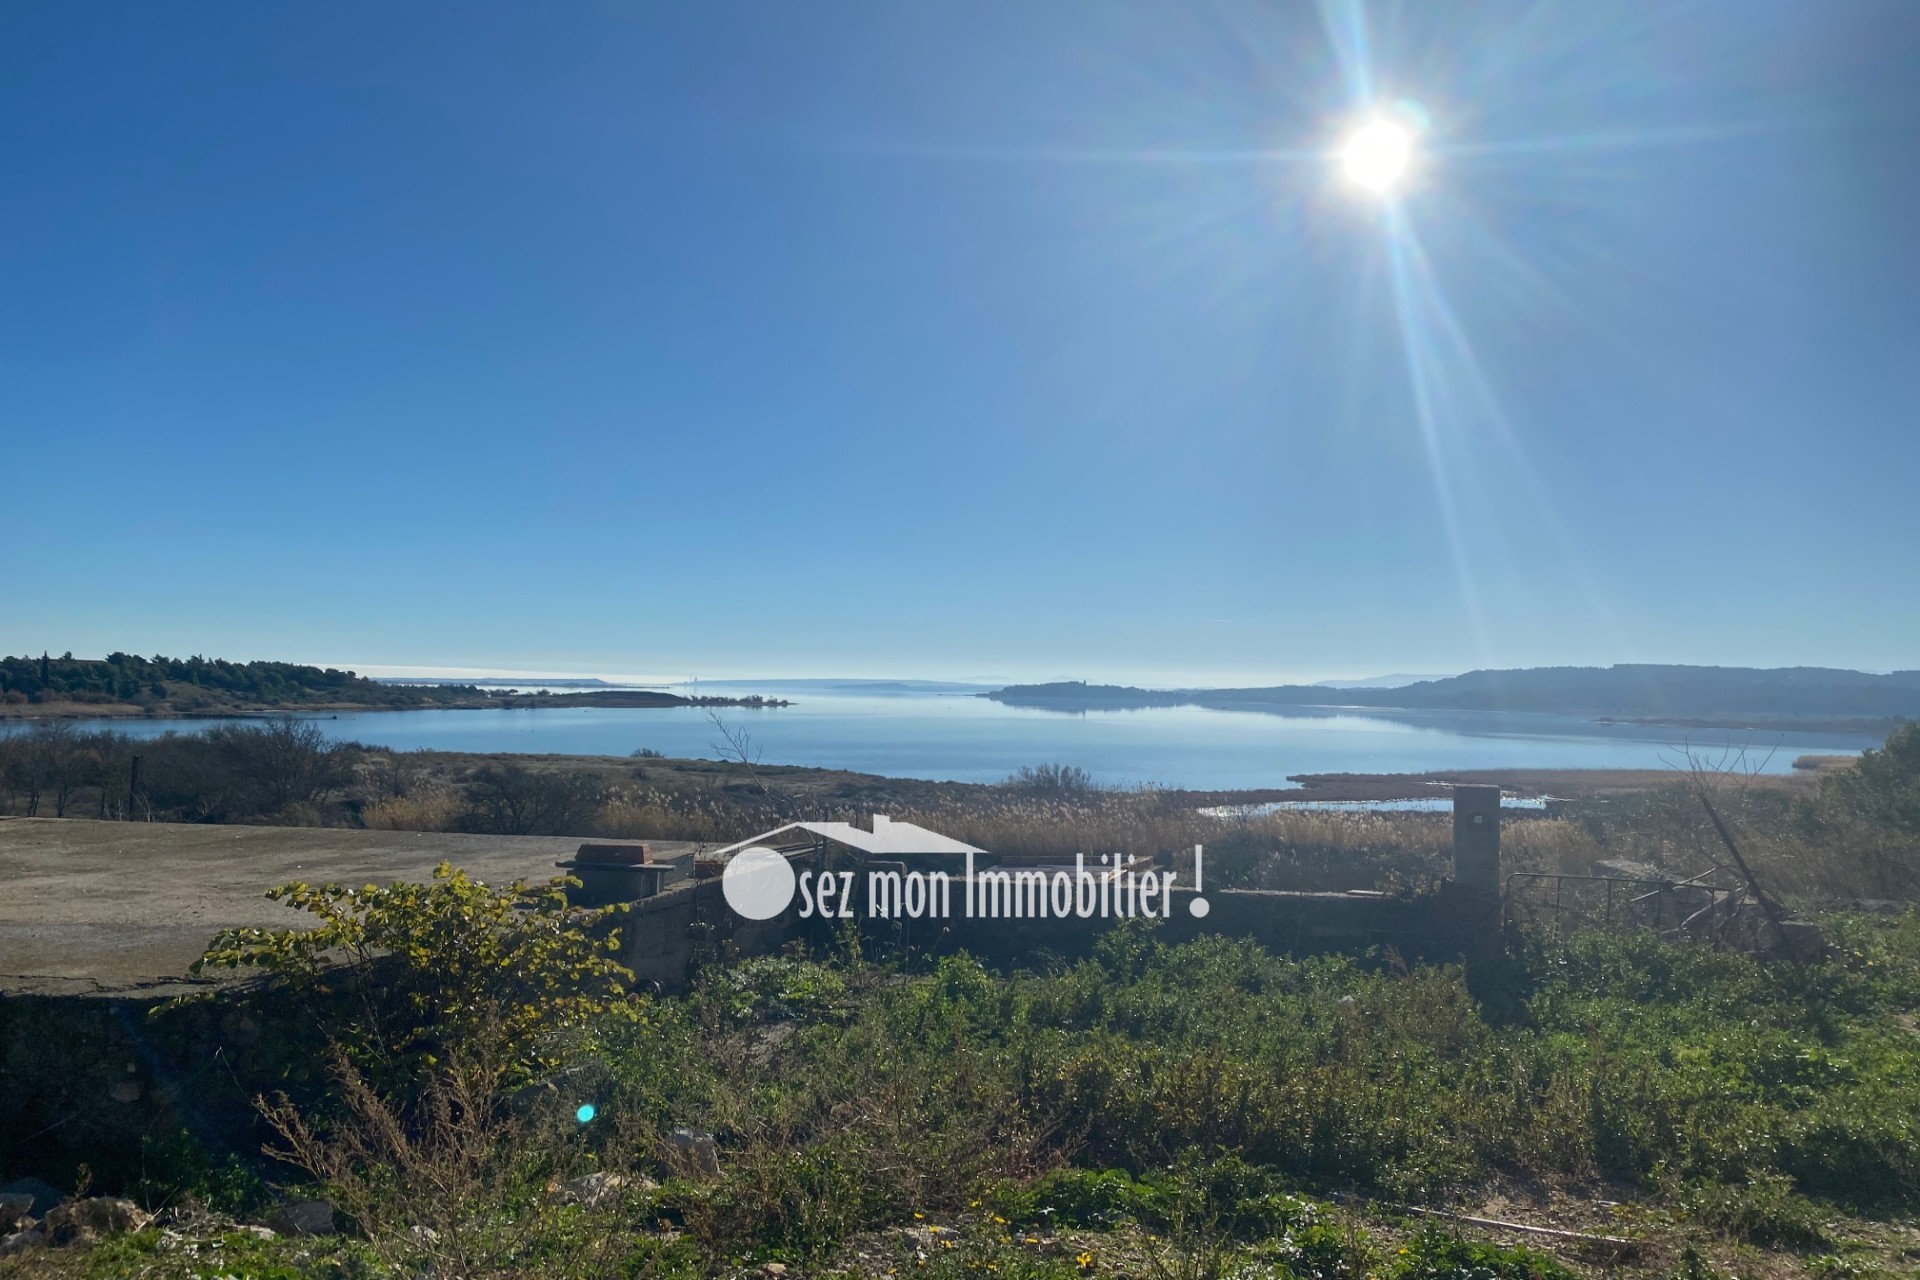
[1380,202,1490,662]
[824,0,1780,669]
[1439,117,1796,161]
[1386,208,1637,658]
[822,140,1325,168]
[1316,0,1378,110]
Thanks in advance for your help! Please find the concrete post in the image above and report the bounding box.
[1452,785,1502,895]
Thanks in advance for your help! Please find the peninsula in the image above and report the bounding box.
[0,652,786,720]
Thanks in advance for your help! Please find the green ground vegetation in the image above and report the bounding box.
[6,726,1919,1276]
[10,902,1920,1278]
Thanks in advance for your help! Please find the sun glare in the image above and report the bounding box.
[1340,117,1413,194]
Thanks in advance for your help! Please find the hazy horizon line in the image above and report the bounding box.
[331,660,1912,689]
[336,662,1454,688]
[11,651,1913,689]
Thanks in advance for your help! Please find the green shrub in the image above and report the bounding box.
[1673,1171,1831,1250]
[1020,1167,1151,1229]
[1387,1226,1577,1279]
[131,1125,267,1217]
[191,863,639,1092]
[1822,723,1920,836]
[700,954,849,1024]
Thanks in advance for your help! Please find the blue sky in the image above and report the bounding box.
[4,2,1917,685]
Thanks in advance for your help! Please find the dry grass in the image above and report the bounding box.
[327,747,1920,906]
[358,788,468,831]
[1498,818,1610,877]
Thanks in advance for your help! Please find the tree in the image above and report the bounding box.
[1823,722,1920,836]
[463,764,607,836]
[20,720,81,816]
[207,716,348,813]
[0,730,24,813]
[706,710,794,815]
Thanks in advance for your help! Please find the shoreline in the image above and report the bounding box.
[985,681,1911,737]
[985,693,1892,737]
[0,691,790,722]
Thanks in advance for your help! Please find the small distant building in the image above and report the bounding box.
[704,814,985,867]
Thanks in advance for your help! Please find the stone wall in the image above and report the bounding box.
[617,870,1503,989]
[0,991,269,1190]
[619,873,802,991]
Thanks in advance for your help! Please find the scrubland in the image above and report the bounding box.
[5,726,1918,1277]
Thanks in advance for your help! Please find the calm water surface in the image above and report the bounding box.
[61,685,1875,791]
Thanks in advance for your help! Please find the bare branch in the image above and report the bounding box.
[706,710,793,816]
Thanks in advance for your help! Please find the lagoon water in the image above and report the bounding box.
[61,684,1876,791]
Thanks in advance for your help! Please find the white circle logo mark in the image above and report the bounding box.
[721,846,796,920]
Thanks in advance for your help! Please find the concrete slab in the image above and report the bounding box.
[0,818,695,998]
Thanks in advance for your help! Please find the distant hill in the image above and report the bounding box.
[1,651,486,714]
[1313,673,1453,690]
[692,678,994,693]
[987,665,1920,730]
[0,653,786,718]
[378,676,629,689]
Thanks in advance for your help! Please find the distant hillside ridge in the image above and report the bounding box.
[0,651,483,711]
[1313,673,1453,689]
[0,652,790,719]
[987,665,1920,724]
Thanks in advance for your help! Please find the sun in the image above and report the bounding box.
[1340,117,1414,195]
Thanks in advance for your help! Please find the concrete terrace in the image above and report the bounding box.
[0,817,696,998]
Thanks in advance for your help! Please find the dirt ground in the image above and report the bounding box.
[0,817,695,998]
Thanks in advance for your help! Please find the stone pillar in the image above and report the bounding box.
[1452,785,1502,895]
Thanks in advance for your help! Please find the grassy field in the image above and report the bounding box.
[9,918,1920,1279]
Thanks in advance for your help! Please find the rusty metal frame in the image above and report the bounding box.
[1503,869,1738,941]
